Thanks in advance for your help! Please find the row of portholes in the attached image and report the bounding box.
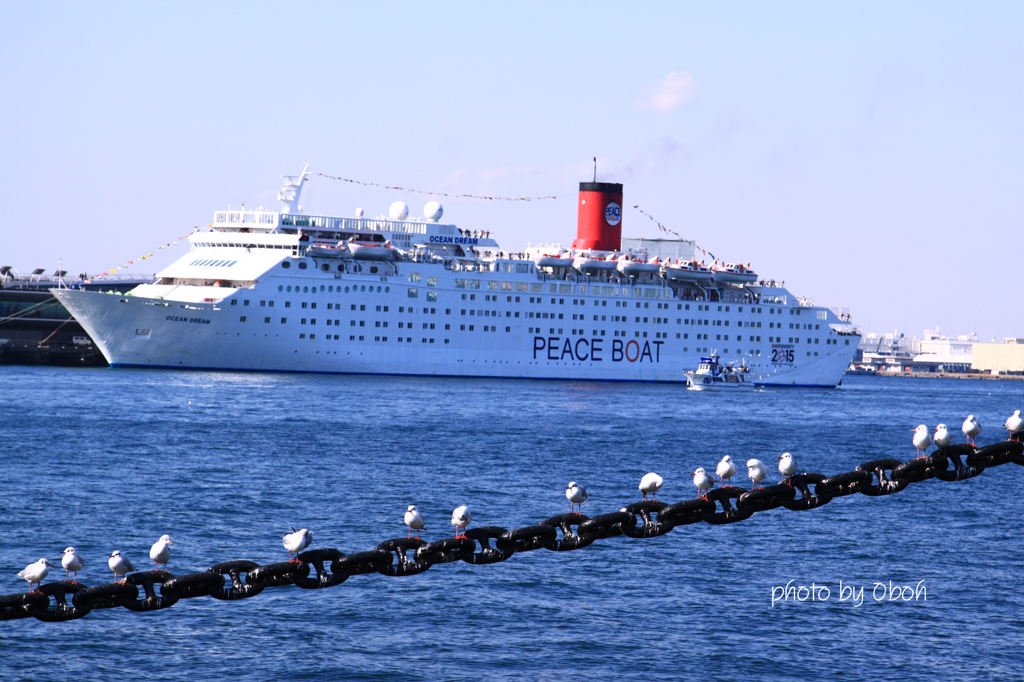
[278,284,391,294]
[282,260,374,275]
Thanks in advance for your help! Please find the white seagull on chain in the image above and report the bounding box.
[912,424,933,458]
[451,505,471,538]
[747,459,768,489]
[1004,410,1023,438]
[962,415,981,446]
[16,558,54,592]
[108,550,135,583]
[778,452,797,482]
[716,455,736,487]
[149,534,173,571]
[283,528,313,561]
[692,467,715,499]
[61,547,85,582]
[566,481,589,514]
[933,423,952,449]
[639,472,663,501]
[404,505,425,539]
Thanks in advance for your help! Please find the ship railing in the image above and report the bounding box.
[279,213,432,236]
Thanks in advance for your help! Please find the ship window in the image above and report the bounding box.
[408,288,419,298]
[321,264,329,271]
[281,318,287,323]
[240,316,247,322]
[282,262,291,269]
[231,300,237,305]
[338,264,344,272]
[298,262,307,270]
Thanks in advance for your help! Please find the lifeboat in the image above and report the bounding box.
[617,255,661,276]
[662,260,713,282]
[534,252,574,269]
[712,262,757,284]
[346,239,396,261]
[572,254,618,274]
[307,242,349,258]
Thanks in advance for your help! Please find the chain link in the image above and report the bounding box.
[2,439,1022,623]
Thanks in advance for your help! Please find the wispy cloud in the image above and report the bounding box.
[637,71,697,113]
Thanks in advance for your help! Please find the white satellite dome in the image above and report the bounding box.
[423,201,443,222]
[388,201,409,220]
[354,207,364,218]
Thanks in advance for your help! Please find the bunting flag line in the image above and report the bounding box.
[632,204,683,239]
[92,231,196,279]
[631,205,719,262]
[313,172,561,201]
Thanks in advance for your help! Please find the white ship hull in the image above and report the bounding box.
[54,271,855,387]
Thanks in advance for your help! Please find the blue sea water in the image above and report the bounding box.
[1,367,1024,681]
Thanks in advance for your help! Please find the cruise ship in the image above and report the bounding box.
[54,165,860,386]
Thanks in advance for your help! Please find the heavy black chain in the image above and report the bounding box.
[3,439,1022,623]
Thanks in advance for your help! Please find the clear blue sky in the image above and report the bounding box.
[2,2,1021,339]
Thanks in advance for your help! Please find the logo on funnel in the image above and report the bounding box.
[604,202,622,226]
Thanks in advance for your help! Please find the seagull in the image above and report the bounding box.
[1005,410,1023,438]
[16,558,54,592]
[747,459,768,489]
[692,467,715,499]
[933,423,952,449]
[962,415,981,446]
[565,481,589,514]
[912,424,933,458]
[778,452,797,482]
[149,534,173,571]
[108,550,135,583]
[639,472,663,501]
[716,455,736,487]
[283,528,313,561]
[61,547,85,582]
[404,505,425,539]
[451,505,471,538]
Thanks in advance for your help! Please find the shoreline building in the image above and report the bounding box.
[855,327,976,373]
[971,338,1024,375]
